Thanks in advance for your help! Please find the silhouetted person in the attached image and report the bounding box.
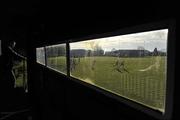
[91,59,96,70]
[0,41,26,93]
[153,47,158,56]
[70,57,76,71]
[113,58,129,73]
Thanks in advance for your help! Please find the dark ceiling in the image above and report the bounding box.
[0,2,176,48]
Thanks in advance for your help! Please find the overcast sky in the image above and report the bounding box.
[70,29,168,52]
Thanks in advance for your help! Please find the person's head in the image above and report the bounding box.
[9,41,16,48]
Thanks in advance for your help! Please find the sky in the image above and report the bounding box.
[70,29,168,52]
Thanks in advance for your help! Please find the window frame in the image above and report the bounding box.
[68,20,175,120]
[45,43,67,75]
[36,47,46,65]
[36,19,175,120]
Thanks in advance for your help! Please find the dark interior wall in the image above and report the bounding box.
[31,65,66,120]
[34,65,160,120]
[27,7,177,119]
[1,3,177,120]
[30,20,176,120]
[34,61,177,120]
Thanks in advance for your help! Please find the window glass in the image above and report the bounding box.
[70,29,168,113]
[46,44,67,74]
[36,47,45,65]
[14,59,28,92]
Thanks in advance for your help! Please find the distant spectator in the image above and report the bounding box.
[91,59,96,70]
[153,48,158,56]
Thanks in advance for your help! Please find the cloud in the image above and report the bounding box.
[70,29,168,52]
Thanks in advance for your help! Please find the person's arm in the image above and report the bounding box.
[8,46,27,60]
